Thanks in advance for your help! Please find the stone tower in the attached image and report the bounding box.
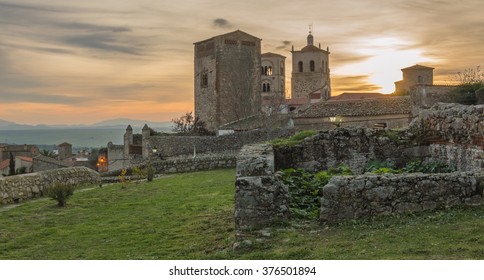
[58,142,72,161]
[291,30,331,100]
[194,30,262,131]
[261,52,286,100]
[394,64,434,95]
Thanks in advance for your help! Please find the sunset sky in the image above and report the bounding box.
[1,0,483,125]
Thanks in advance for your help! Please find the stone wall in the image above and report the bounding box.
[320,172,484,224]
[152,154,236,174]
[235,144,290,233]
[412,103,484,171]
[274,128,404,174]
[0,167,100,205]
[411,85,476,108]
[146,128,294,159]
[275,103,484,174]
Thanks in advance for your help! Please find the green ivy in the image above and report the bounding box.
[281,165,352,220]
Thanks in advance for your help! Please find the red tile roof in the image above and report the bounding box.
[330,92,387,101]
[16,156,33,162]
[0,159,10,170]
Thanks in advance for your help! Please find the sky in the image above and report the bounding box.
[0,0,483,125]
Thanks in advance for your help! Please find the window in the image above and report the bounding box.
[262,83,271,92]
[267,66,272,76]
[201,73,208,87]
[322,60,326,72]
[310,60,315,72]
[298,61,303,72]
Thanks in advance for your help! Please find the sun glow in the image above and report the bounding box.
[335,37,436,93]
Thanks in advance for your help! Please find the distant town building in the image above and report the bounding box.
[58,142,72,161]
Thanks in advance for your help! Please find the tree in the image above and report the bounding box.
[171,112,213,136]
[40,149,56,158]
[8,152,15,176]
[451,66,484,93]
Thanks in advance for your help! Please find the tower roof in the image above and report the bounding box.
[262,52,286,58]
[401,64,434,71]
[194,30,261,45]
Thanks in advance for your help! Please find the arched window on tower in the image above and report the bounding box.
[262,83,266,92]
[261,67,265,75]
[267,66,272,76]
[298,61,303,72]
[310,60,315,72]
[267,83,271,92]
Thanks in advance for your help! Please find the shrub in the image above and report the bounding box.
[47,181,77,207]
[364,160,399,174]
[118,169,130,188]
[402,159,456,173]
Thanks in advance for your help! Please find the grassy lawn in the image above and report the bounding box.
[0,168,483,259]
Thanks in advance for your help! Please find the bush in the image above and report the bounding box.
[47,181,77,207]
[402,159,456,173]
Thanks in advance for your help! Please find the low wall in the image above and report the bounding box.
[0,167,101,205]
[235,144,290,233]
[320,172,484,224]
[146,128,294,158]
[152,155,236,174]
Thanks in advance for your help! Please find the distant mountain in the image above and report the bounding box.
[0,118,173,131]
[91,118,172,130]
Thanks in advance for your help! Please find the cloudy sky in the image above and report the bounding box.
[1,0,483,125]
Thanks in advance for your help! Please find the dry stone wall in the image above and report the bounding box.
[152,155,236,174]
[235,144,290,233]
[146,128,293,159]
[0,167,100,205]
[320,172,484,224]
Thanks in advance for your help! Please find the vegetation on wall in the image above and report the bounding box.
[270,130,316,147]
[364,159,456,174]
[281,165,352,220]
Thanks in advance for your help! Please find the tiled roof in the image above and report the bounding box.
[297,96,412,118]
[0,159,9,170]
[330,92,387,101]
[33,154,71,167]
[16,156,33,162]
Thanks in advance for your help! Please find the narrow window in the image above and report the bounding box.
[298,61,303,72]
[262,84,267,92]
[310,60,315,72]
[267,83,271,92]
[267,66,273,76]
[201,73,208,87]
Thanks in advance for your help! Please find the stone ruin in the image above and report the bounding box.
[234,103,484,234]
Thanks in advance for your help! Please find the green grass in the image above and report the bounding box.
[0,168,483,259]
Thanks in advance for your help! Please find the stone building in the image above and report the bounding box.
[394,64,434,95]
[58,142,72,161]
[261,52,286,114]
[194,30,262,131]
[291,30,331,100]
